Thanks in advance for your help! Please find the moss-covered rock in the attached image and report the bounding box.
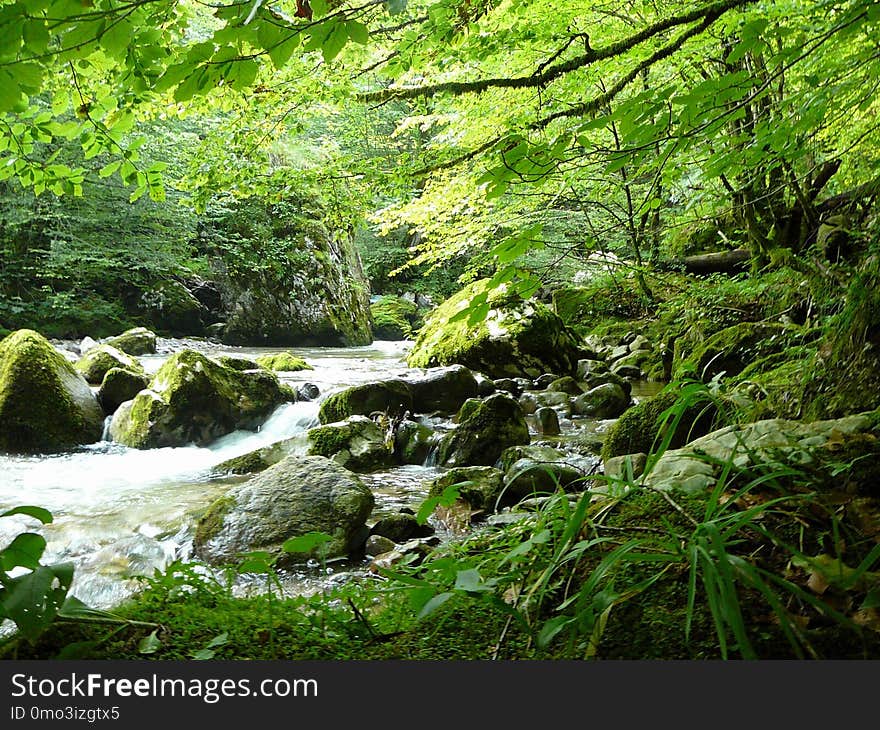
[216,356,261,371]
[306,416,394,472]
[0,329,104,453]
[600,389,717,461]
[97,367,150,414]
[406,365,479,415]
[674,321,805,381]
[194,455,375,564]
[255,353,313,372]
[136,281,206,335]
[213,436,309,475]
[407,279,582,379]
[106,327,157,356]
[369,513,434,542]
[318,379,413,424]
[370,296,422,340]
[438,392,530,467]
[109,349,293,448]
[426,466,505,512]
[393,419,438,465]
[547,376,583,395]
[643,410,880,496]
[571,382,631,419]
[75,344,143,385]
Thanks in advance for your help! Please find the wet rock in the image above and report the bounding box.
[97,367,150,414]
[518,392,538,415]
[406,364,479,415]
[370,512,434,542]
[297,382,321,401]
[255,353,313,372]
[612,363,642,379]
[0,329,104,453]
[426,466,505,512]
[194,455,374,564]
[533,373,560,390]
[547,376,583,396]
[438,392,530,467]
[318,379,412,424]
[394,419,438,465]
[106,327,157,356]
[475,373,497,397]
[216,356,261,371]
[306,416,394,472]
[576,359,609,380]
[535,407,560,436]
[75,344,143,385]
[572,383,631,419]
[365,535,396,557]
[604,452,648,481]
[494,378,521,396]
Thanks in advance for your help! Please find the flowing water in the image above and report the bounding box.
[0,338,665,614]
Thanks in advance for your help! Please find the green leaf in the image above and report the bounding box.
[415,484,460,525]
[100,18,132,58]
[417,591,454,619]
[282,531,333,554]
[536,616,570,648]
[1,506,53,524]
[138,630,162,655]
[454,568,493,593]
[99,160,122,178]
[0,562,74,643]
[321,22,349,63]
[1,533,47,570]
[384,0,407,15]
[347,21,369,45]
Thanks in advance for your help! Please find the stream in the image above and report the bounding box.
[0,338,663,616]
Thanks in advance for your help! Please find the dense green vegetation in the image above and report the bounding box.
[1,0,880,660]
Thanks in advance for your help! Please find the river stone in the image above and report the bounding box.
[394,419,438,465]
[298,382,321,401]
[306,416,394,472]
[109,349,292,448]
[583,369,632,396]
[533,373,560,390]
[406,278,581,379]
[369,513,434,542]
[612,363,643,379]
[106,327,157,356]
[572,383,631,419]
[475,373,497,397]
[406,365,479,415]
[426,466,505,512]
[456,398,482,423]
[216,356,261,371]
[518,392,538,415]
[438,392,530,467]
[318,379,413,424]
[213,435,310,475]
[494,378,521,396]
[576,359,608,380]
[97,367,150,414]
[642,411,880,495]
[194,455,375,564]
[535,390,573,416]
[0,329,104,453]
[499,445,598,497]
[547,376,583,395]
[75,344,143,385]
[604,452,648,481]
[535,407,560,436]
[79,336,98,355]
[365,535,396,557]
[255,352,313,372]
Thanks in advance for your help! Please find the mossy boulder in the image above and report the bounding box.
[109,349,292,448]
[194,455,375,564]
[394,419,438,465]
[438,392,530,467]
[547,376,583,396]
[136,280,206,335]
[216,356,261,371]
[643,411,880,496]
[306,416,394,472]
[426,466,505,512]
[213,436,309,475]
[571,382,631,419]
[75,344,143,385]
[106,327,157,356]
[255,353,313,372]
[97,367,150,414]
[407,279,581,379]
[369,513,434,542]
[370,296,422,340]
[318,379,413,424]
[674,322,799,381]
[600,389,718,461]
[406,365,479,415]
[0,329,104,453]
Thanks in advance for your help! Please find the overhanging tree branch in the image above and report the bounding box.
[359,0,756,103]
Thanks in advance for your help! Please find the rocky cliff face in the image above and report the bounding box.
[206,199,372,346]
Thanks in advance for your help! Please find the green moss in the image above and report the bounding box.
[255,352,313,371]
[370,296,421,340]
[106,327,156,356]
[194,496,234,546]
[0,329,103,452]
[216,356,261,371]
[318,380,412,424]
[407,279,580,378]
[215,450,272,475]
[75,344,143,384]
[307,423,357,457]
[601,388,719,460]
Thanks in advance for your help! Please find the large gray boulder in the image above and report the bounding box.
[0,329,104,453]
[306,416,395,472]
[318,379,413,424]
[109,349,292,448]
[642,411,880,495]
[194,455,375,564]
[437,392,530,467]
[406,365,479,414]
[407,279,581,379]
[106,327,157,356]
